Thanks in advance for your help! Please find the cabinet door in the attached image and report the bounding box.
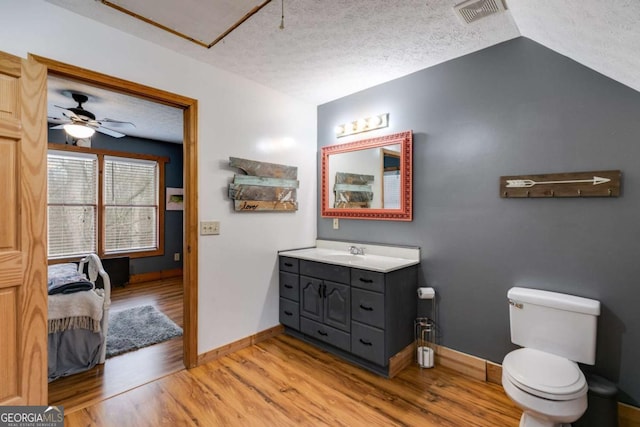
[300,276,323,322]
[323,281,350,332]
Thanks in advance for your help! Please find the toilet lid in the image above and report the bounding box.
[503,348,587,400]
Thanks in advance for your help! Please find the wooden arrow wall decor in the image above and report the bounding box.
[500,170,621,198]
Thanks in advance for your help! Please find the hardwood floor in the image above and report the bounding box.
[64,333,522,426]
[48,277,184,413]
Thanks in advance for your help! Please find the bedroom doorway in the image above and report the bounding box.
[34,55,198,410]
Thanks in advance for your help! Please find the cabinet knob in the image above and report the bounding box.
[284,284,293,289]
[359,278,373,284]
[359,304,373,311]
[359,339,373,346]
[283,310,293,316]
[317,330,328,337]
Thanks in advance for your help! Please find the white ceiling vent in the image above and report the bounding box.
[454,0,506,24]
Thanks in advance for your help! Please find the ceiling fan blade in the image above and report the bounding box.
[96,126,125,138]
[48,115,70,123]
[100,118,136,128]
[62,110,82,121]
[49,124,66,130]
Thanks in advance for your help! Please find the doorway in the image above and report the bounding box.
[33,54,199,409]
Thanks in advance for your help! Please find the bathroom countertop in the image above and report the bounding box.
[279,240,420,273]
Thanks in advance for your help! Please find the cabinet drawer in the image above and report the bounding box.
[351,288,385,329]
[301,317,350,352]
[279,271,299,301]
[279,256,299,273]
[351,321,386,366]
[301,260,350,284]
[351,269,384,293]
[279,298,299,330]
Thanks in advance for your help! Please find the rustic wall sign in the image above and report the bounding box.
[500,170,621,198]
[333,172,374,208]
[228,157,299,211]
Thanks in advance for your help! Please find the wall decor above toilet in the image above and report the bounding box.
[228,157,299,211]
[500,170,621,198]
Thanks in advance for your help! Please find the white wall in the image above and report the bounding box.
[0,0,317,354]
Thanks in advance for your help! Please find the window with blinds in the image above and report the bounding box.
[104,156,159,254]
[47,151,98,258]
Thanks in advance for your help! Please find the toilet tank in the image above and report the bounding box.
[508,287,600,365]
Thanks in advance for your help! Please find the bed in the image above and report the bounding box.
[47,254,112,382]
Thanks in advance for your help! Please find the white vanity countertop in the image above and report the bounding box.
[279,240,420,273]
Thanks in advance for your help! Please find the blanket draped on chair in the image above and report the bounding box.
[48,289,104,333]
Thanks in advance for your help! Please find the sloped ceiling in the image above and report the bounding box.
[44,0,640,141]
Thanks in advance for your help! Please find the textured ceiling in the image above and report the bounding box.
[43,0,640,142]
[47,75,183,143]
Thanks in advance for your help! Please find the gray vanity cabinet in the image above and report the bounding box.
[279,254,418,377]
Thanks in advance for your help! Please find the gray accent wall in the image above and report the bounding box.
[317,37,640,405]
[49,130,184,276]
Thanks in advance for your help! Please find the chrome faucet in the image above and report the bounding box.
[348,245,365,255]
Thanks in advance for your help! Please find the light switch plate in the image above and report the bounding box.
[333,218,339,229]
[200,221,220,235]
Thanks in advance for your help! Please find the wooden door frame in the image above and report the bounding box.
[31,54,199,368]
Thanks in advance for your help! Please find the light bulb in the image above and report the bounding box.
[368,115,382,127]
[64,124,95,139]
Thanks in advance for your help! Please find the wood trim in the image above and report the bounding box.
[47,142,168,260]
[183,101,198,368]
[434,344,487,382]
[619,402,640,427]
[486,360,502,385]
[47,142,170,163]
[129,268,183,284]
[388,342,415,378]
[99,0,273,50]
[33,53,199,372]
[30,55,195,108]
[197,325,284,366]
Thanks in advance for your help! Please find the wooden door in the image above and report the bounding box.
[0,51,48,405]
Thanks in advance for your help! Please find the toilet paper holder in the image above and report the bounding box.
[415,316,435,368]
[415,286,436,368]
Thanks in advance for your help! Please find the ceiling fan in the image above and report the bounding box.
[49,92,135,139]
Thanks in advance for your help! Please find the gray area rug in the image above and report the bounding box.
[107,305,182,358]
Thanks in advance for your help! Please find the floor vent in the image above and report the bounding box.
[454,0,506,24]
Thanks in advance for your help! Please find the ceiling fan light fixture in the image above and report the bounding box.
[63,123,95,139]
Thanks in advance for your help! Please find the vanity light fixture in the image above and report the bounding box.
[335,113,389,138]
[63,123,96,139]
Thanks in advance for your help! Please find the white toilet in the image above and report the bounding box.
[502,287,600,427]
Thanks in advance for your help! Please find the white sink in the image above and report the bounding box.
[321,253,367,264]
[279,244,420,272]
